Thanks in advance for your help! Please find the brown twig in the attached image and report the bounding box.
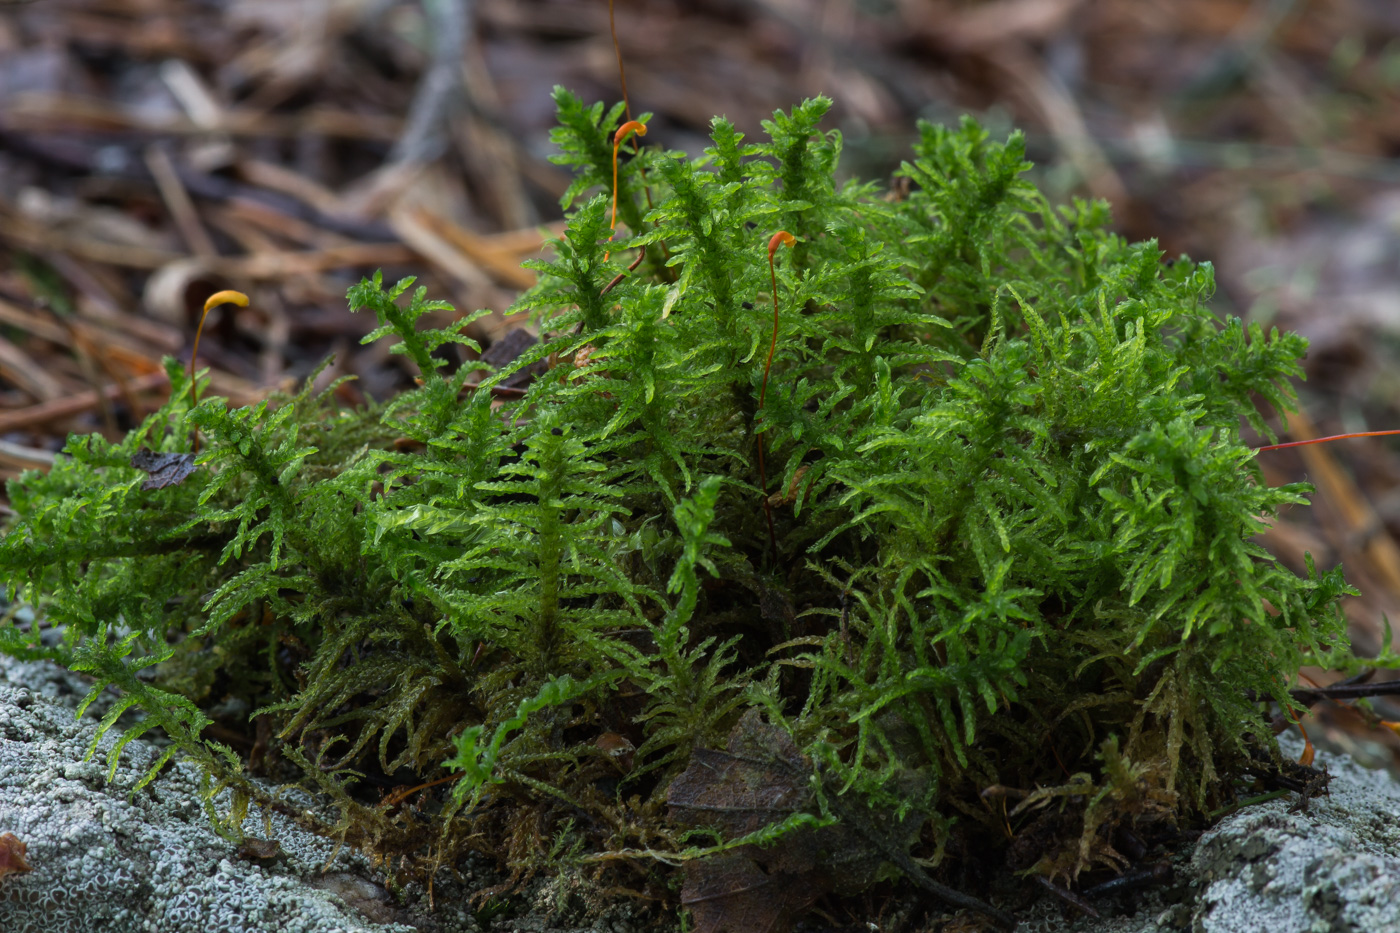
[600,248,647,297]
[0,370,170,434]
[3,94,402,141]
[380,773,457,810]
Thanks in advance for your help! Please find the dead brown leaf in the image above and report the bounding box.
[666,711,893,933]
[668,711,1016,932]
[678,854,817,933]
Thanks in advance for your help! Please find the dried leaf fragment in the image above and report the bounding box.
[236,837,282,861]
[0,832,31,880]
[129,447,197,490]
[767,465,810,508]
[595,731,635,772]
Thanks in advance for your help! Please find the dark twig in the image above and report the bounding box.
[1080,863,1171,900]
[1289,679,1400,706]
[819,783,1018,930]
[1265,670,1395,732]
[1251,669,1390,732]
[1033,875,1100,919]
[1240,737,1332,802]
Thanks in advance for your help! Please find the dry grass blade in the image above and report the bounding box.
[407,208,544,291]
[0,202,183,269]
[212,243,418,280]
[388,202,497,295]
[2,93,403,140]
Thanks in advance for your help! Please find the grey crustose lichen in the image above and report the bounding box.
[0,654,455,933]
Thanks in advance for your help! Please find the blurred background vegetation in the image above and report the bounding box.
[2,0,1400,767]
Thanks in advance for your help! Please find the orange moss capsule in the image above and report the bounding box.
[191,290,249,393]
[190,289,249,451]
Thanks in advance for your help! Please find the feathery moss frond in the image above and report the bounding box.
[0,91,1373,926]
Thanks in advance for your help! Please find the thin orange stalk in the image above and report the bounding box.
[758,231,795,556]
[606,120,647,261]
[379,773,457,810]
[1255,429,1400,452]
[190,290,248,451]
[1284,705,1316,767]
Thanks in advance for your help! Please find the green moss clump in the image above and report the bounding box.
[0,89,1370,926]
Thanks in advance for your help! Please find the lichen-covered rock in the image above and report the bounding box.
[1015,733,1400,933]
[1190,809,1400,932]
[0,655,471,933]
[1185,734,1400,933]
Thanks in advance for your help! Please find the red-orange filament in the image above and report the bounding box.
[1255,429,1400,452]
[757,231,795,557]
[606,120,647,261]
